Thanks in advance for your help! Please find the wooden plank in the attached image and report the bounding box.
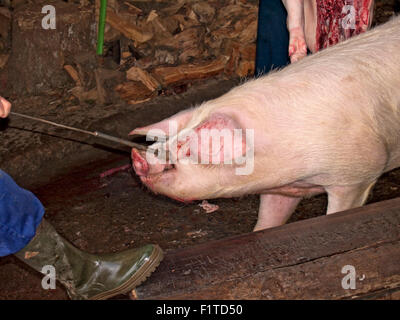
[134,198,400,299]
[170,240,399,299]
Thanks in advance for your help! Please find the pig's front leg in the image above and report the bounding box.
[325,181,377,215]
[253,194,302,231]
[282,0,307,63]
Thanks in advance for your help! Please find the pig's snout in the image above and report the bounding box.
[131,148,150,177]
[131,148,173,177]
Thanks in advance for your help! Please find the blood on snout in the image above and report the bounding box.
[131,148,149,177]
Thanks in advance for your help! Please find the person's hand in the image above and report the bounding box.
[288,26,308,63]
[0,96,11,118]
[282,0,308,63]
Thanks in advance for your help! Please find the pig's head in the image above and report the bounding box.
[130,107,255,202]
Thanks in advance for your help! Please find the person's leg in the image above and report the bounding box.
[15,220,163,300]
[0,170,44,256]
[0,170,163,299]
[255,0,290,75]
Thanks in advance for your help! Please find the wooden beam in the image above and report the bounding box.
[134,198,400,299]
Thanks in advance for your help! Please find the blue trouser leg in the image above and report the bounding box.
[0,170,45,257]
[255,0,290,74]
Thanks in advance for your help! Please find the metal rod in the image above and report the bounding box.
[93,131,147,150]
[10,111,148,151]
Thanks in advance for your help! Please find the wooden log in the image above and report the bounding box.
[209,3,258,43]
[126,66,160,92]
[192,2,216,24]
[124,2,143,15]
[152,55,229,87]
[159,15,183,34]
[171,13,201,31]
[134,198,400,299]
[152,48,177,66]
[187,9,199,24]
[239,43,256,62]
[211,26,242,42]
[146,10,173,43]
[221,39,241,76]
[238,20,258,43]
[236,59,255,77]
[161,0,187,16]
[213,4,245,28]
[63,65,82,86]
[106,8,153,43]
[178,46,206,64]
[70,86,98,102]
[155,26,205,50]
[115,81,155,104]
[146,10,159,23]
[234,11,258,34]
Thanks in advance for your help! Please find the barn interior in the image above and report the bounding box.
[0,0,399,300]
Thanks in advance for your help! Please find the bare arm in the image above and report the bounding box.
[282,0,307,62]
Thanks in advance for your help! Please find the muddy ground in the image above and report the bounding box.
[1,1,400,300]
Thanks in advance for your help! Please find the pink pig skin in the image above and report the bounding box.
[131,17,400,231]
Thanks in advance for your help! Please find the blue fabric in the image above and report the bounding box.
[255,0,290,74]
[0,170,45,256]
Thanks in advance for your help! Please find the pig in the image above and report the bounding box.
[131,16,400,231]
[282,0,375,62]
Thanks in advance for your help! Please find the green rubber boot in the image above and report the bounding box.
[14,219,163,300]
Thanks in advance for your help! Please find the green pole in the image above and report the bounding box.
[96,0,107,55]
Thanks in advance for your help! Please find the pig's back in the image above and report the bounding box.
[227,16,400,185]
[303,15,400,172]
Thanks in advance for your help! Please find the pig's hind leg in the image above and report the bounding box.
[253,194,302,231]
[325,180,377,215]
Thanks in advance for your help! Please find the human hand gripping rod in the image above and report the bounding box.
[10,112,148,151]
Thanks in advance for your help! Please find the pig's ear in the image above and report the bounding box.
[184,113,248,164]
[129,109,194,136]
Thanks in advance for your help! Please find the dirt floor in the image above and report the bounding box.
[1,1,400,300]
